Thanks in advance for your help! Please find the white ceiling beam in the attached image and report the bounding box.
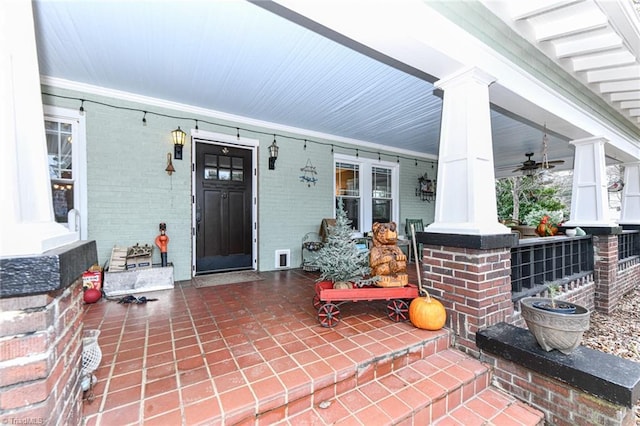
[620,101,640,109]
[554,30,622,58]
[530,6,608,41]
[587,65,640,82]
[572,50,636,71]
[628,109,640,117]
[611,91,640,102]
[599,80,640,93]
[509,0,582,21]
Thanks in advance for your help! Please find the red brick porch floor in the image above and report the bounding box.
[81,268,541,425]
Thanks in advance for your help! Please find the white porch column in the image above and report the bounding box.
[564,137,614,227]
[619,162,640,225]
[427,67,510,235]
[0,0,77,256]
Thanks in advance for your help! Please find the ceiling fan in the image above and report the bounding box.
[512,152,565,174]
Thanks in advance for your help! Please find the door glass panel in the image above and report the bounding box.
[231,156,244,181]
[219,170,231,180]
[219,156,231,168]
[204,168,217,180]
[204,154,217,166]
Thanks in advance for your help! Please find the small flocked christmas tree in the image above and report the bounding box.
[315,199,370,283]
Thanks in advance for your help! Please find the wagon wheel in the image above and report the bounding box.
[312,294,322,310]
[318,303,340,328]
[387,299,410,322]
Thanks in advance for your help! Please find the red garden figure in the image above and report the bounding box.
[155,222,169,267]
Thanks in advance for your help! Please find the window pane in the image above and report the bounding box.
[46,120,73,179]
[51,182,74,223]
[372,199,391,224]
[372,167,392,198]
[46,117,76,227]
[336,162,359,196]
[337,197,360,230]
[232,170,243,181]
[45,120,58,131]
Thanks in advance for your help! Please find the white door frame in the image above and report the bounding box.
[190,130,259,277]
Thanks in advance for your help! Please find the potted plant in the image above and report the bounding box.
[523,209,564,237]
[519,285,591,355]
[314,200,370,288]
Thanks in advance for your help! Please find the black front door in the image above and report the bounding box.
[195,142,253,273]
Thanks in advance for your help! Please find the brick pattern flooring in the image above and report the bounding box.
[81,268,543,425]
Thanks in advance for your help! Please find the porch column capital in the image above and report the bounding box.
[434,66,496,90]
[619,162,640,225]
[564,136,616,227]
[428,67,510,236]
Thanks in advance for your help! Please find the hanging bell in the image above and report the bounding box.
[165,153,175,175]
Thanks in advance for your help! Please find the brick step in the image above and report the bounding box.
[433,387,545,426]
[272,347,544,425]
[249,329,452,425]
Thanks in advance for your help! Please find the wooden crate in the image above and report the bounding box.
[108,246,128,272]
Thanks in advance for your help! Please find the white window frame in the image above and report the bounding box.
[333,153,399,232]
[44,105,87,239]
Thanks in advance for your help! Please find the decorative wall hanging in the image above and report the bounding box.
[415,173,435,202]
[300,159,318,186]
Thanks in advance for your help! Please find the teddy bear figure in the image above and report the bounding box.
[369,222,408,286]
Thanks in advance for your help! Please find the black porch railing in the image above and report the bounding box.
[511,236,593,300]
[618,230,640,261]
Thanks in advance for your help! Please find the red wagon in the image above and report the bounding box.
[313,281,420,328]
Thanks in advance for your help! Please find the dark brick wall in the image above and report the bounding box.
[0,278,85,425]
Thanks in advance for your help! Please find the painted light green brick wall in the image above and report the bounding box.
[43,87,193,280]
[42,85,434,279]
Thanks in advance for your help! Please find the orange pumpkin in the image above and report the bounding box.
[409,294,446,330]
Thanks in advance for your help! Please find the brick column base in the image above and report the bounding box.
[423,244,513,356]
[593,235,622,314]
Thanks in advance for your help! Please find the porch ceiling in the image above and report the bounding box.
[31,0,639,177]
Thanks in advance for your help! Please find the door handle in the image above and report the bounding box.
[196,206,201,235]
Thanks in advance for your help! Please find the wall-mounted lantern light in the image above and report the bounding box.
[172,126,186,160]
[268,139,279,170]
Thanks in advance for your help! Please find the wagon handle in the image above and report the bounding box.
[411,224,430,300]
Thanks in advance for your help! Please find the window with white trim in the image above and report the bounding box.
[334,154,399,232]
[44,106,87,238]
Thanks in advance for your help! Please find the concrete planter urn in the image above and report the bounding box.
[520,297,590,355]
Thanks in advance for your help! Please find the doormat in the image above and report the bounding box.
[193,271,263,288]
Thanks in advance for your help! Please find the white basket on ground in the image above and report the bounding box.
[81,329,102,391]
